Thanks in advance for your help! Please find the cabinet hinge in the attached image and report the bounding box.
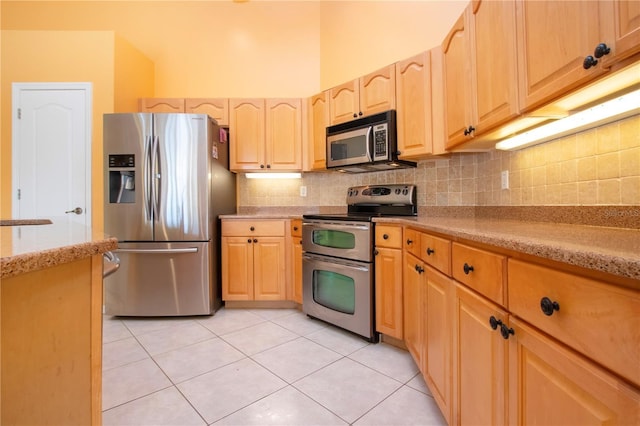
[17,188,21,200]
[17,108,22,119]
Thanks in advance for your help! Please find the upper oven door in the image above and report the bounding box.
[326,126,372,168]
[302,219,372,262]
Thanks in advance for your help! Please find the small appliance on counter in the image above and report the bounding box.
[103,113,236,316]
[302,184,417,341]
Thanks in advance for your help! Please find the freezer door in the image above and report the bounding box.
[153,114,211,241]
[104,241,212,316]
[103,113,154,241]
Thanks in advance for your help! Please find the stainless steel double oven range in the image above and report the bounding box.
[302,184,417,342]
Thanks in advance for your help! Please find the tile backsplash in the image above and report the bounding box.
[238,114,640,208]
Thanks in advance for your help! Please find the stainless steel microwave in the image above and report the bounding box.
[326,110,415,173]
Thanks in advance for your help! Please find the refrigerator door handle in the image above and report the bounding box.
[152,134,161,220]
[144,134,154,220]
[115,247,199,254]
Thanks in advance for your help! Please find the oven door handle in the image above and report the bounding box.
[303,254,370,271]
[302,222,370,231]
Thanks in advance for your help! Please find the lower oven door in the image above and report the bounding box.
[302,252,377,342]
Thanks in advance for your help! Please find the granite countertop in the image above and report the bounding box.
[375,216,640,282]
[0,218,118,279]
[219,214,302,220]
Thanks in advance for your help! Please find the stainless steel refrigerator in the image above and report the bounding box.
[103,113,236,316]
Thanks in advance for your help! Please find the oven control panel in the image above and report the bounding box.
[346,184,416,206]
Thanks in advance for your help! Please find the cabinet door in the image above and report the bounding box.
[307,92,329,171]
[375,247,403,339]
[453,284,508,426]
[185,98,229,126]
[395,51,434,159]
[266,99,302,171]
[229,98,265,171]
[329,80,360,125]
[403,253,424,368]
[359,65,396,117]
[138,98,185,113]
[612,0,640,62]
[424,266,453,425]
[221,236,254,300]
[508,318,640,425]
[442,11,472,147]
[253,237,286,300]
[515,0,612,112]
[470,0,519,135]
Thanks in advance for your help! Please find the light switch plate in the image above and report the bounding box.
[501,170,509,190]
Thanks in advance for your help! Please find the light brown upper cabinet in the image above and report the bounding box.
[139,98,185,113]
[516,0,616,112]
[442,0,519,150]
[306,91,329,171]
[229,98,302,172]
[395,50,445,159]
[329,65,396,125]
[612,0,640,61]
[185,98,229,126]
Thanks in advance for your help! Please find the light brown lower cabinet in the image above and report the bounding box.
[508,318,640,425]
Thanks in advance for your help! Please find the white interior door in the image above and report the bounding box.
[12,83,92,227]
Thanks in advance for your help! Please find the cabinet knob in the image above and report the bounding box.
[250,226,255,231]
[374,249,379,256]
[415,264,424,274]
[426,248,435,256]
[500,324,515,340]
[406,238,413,245]
[540,297,560,316]
[383,234,389,240]
[260,164,265,168]
[463,125,476,136]
[353,113,358,118]
[489,316,502,330]
[463,263,474,275]
[293,226,298,231]
[267,164,271,169]
[358,111,363,116]
[253,238,258,243]
[583,55,598,69]
[594,42,611,58]
[247,239,252,243]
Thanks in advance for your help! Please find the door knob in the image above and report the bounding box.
[65,207,83,215]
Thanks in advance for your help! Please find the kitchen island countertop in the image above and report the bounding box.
[0,218,118,279]
[376,216,640,283]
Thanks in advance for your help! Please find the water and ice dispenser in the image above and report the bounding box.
[108,154,135,203]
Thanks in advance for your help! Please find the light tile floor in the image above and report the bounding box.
[102,307,446,425]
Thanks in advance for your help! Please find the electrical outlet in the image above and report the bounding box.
[501,170,509,190]
[300,186,307,197]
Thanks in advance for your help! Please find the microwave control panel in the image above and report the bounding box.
[373,123,388,160]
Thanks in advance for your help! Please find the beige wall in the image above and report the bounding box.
[0,30,153,226]
[239,114,640,207]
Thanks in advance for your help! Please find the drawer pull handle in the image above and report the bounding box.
[250,226,255,231]
[383,234,389,240]
[293,226,299,231]
[426,248,435,256]
[463,263,474,274]
[540,297,560,316]
[406,238,414,245]
[415,264,424,274]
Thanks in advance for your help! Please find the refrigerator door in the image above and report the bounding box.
[153,114,210,242]
[103,113,154,241]
[104,241,213,316]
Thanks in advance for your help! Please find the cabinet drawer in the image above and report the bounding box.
[508,260,640,387]
[404,228,421,257]
[420,233,451,276]
[375,225,402,249]
[452,243,506,305]
[291,219,302,238]
[222,220,285,237]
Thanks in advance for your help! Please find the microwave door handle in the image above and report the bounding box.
[366,126,374,162]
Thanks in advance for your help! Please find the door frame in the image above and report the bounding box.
[11,82,93,227]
